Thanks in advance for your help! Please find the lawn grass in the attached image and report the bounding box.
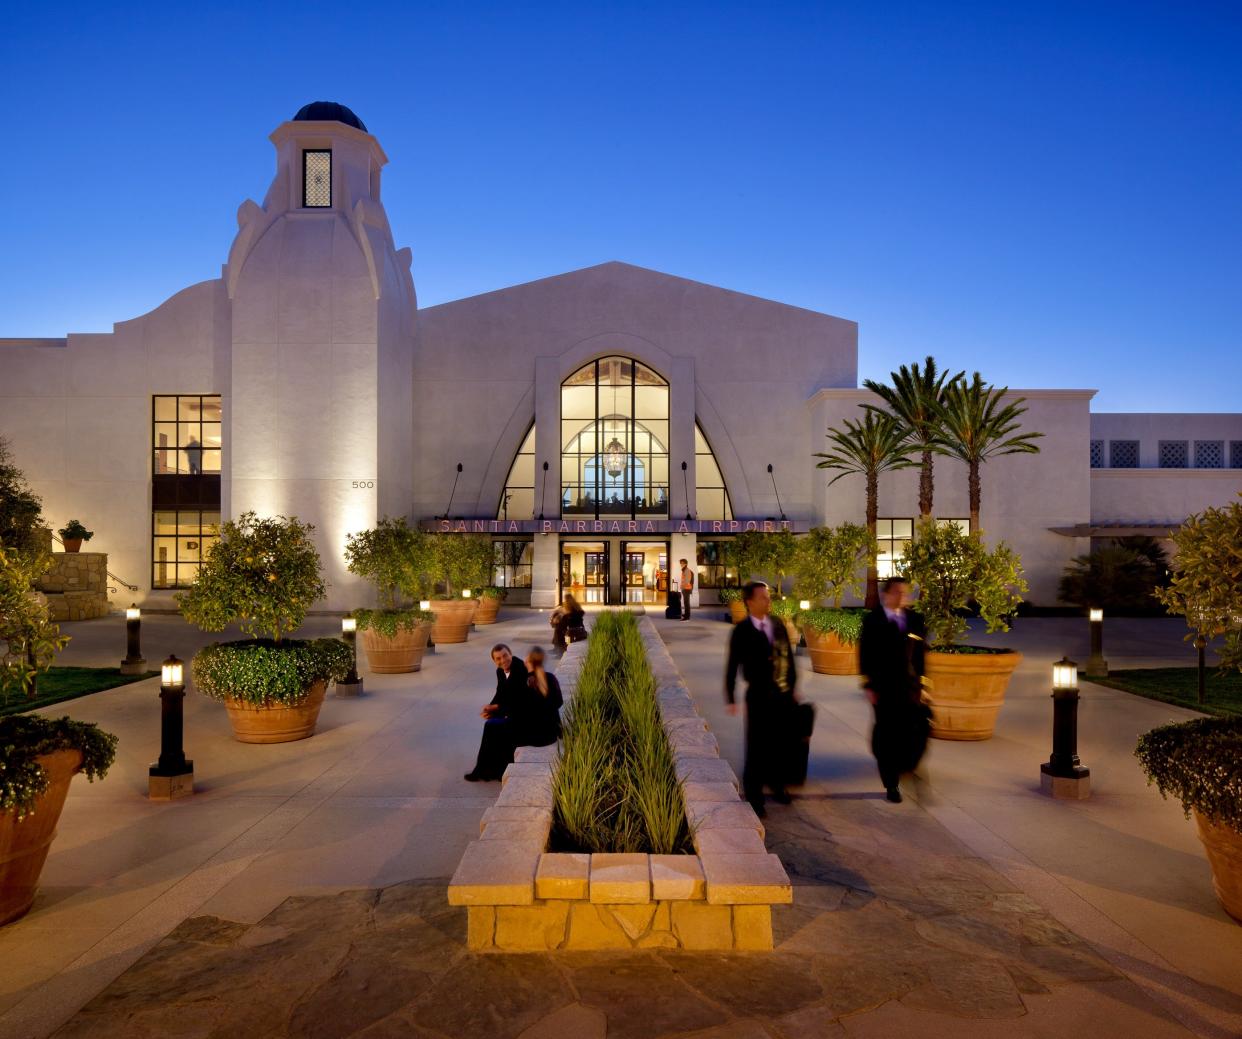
[1088,667,1242,718]
[1,667,158,717]
[551,611,692,855]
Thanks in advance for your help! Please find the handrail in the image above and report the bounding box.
[49,532,140,592]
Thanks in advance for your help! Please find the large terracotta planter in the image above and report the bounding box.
[224,680,327,744]
[360,623,431,673]
[1194,810,1242,923]
[62,539,82,553]
[804,628,861,675]
[474,596,502,625]
[776,617,800,647]
[428,599,478,643]
[1,749,82,926]
[727,601,748,623]
[924,650,1023,741]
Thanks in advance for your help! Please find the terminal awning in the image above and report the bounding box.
[1048,523,1179,537]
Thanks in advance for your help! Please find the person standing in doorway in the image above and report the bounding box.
[724,581,796,816]
[859,577,929,803]
[679,558,695,620]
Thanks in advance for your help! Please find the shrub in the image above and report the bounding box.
[769,597,800,622]
[426,533,493,598]
[798,607,865,646]
[1058,537,1169,611]
[0,715,117,820]
[792,523,876,607]
[191,639,352,706]
[177,512,326,642]
[718,587,742,605]
[1157,496,1242,673]
[1135,717,1242,830]
[552,612,691,855]
[344,517,426,610]
[351,607,434,639]
[0,435,45,560]
[902,518,1026,649]
[476,585,507,601]
[57,519,93,543]
[0,543,69,704]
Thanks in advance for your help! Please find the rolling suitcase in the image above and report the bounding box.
[664,589,682,619]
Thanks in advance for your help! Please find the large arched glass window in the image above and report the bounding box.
[496,423,535,520]
[695,424,733,520]
[562,357,669,517]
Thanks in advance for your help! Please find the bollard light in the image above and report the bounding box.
[462,588,472,598]
[336,615,364,697]
[420,600,431,611]
[149,654,194,800]
[120,603,146,675]
[798,600,811,611]
[1041,656,1090,799]
[1086,608,1107,678]
[421,600,435,653]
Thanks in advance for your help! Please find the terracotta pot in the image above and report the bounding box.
[1194,810,1242,924]
[924,650,1023,741]
[1,749,82,926]
[777,617,799,646]
[473,596,502,625]
[360,623,431,674]
[62,539,82,553]
[428,599,478,643]
[803,628,861,675]
[224,680,326,744]
[727,600,748,623]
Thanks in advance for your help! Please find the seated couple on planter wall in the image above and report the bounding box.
[464,644,563,782]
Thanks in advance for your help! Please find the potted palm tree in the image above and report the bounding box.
[902,519,1026,740]
[177,512,351,743]
[863,356,961,521]
[934,373,1043,531]
[1,543,117,926]
[57,519,93,553]
[345,518,435,673]
[815,408,917,606]
[794,523,876,675]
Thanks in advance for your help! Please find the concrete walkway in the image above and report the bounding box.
[0,611,1239,1038]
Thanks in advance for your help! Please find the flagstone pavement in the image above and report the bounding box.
[2,611,1240,1039]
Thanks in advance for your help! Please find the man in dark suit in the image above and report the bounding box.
[859,577,928,803]
[725,581,797,816]
[464,643,532,781]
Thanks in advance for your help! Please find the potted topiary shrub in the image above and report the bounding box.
[423,534,492,643]
[344,518,435,673]
[177,512,351,743]
[57,519,93,553]
[0,716,117,925]
[473,585,507,625]
[793,523,875,675]
[718,587,747,623]
[1136,718,1242,923]
[902,518,1026,740]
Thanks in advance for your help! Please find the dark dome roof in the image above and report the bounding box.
[292,101,367,131]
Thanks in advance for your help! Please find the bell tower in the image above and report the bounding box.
[223,102,417,608]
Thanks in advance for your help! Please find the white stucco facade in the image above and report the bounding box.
[1,104,1239,611]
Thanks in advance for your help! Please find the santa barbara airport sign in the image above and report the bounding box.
[422,518,802,535]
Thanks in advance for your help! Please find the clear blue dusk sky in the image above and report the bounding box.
[2,2,1239,411]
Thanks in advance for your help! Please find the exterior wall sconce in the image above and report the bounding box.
[149,654,194,800]
[1041,656,1090,799]
[121,603,146,676]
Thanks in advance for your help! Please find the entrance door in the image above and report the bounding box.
[560,540,611,604]
[620,541,669,605]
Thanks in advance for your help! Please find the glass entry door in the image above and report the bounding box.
[560,540,611,604]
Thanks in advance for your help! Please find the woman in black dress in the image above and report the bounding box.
[522,646,563,747]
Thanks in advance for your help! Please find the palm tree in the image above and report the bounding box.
[815,409,917,606]
[863,356,962,519]
[936,373,1044,531]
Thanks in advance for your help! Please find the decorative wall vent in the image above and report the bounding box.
[1159,441,1188,469]
[1232,441,1242,469]
[1089,440,1104,468]
[1109,440,1139,468]
[1194,441,1224,469]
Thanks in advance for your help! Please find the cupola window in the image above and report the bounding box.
[302,150,332,207]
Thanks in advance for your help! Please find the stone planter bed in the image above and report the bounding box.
[448,614,791,951]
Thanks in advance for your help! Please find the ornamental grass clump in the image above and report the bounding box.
[1135,717,1242,831]
[552,612,691,855]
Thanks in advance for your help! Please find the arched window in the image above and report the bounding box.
[496,423,535,520]
[695,423,733,520]
[562,357,669,518]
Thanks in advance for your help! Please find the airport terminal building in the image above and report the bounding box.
[2,103,1239,612]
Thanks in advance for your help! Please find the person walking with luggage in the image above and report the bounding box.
[859,576,930,803]
[724,581,796,816]
[679,558,695,620]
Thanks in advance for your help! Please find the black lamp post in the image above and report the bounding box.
[120,603,147,676]
[336,617,364,697]
[148,654,194,800]
[1085,607,1107,678]
[1040,657,1090,799]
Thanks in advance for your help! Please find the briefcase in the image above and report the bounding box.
[786,701,817,787]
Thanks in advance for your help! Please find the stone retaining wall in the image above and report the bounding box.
[448,614,791,951]
[36,551,111,621]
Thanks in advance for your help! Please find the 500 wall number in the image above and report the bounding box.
[351,480,376,489]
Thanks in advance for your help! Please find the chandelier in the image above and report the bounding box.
[605,437,626,478]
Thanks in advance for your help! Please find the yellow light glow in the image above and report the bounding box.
[420,600,431,611]
[1052,657,1078,692]
[799,600,811,611]
[1089,608,1103,623]
[462,589,472,598]
[161,656,184,687]
[126,606,141,621]
[341,617,357,633]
